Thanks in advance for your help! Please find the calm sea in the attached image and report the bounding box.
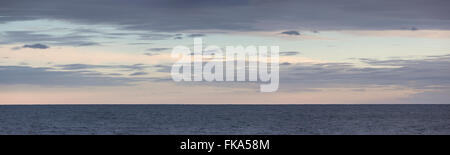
[0,104,449,135]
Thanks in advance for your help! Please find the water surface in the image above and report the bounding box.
[0,105,449,135]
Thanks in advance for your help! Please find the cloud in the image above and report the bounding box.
[128,42,153,45]
[143,53,158,56]
[147,48,170,52]
[4,0,447,31]
[55,63,147,71]
[76,42,100,46]
[141,54,450,93]
[22,43,49,49]
[153,64,172,73]
[138,33,174,40]
[343,30,450,39]
[281,31,300,36]
[280,62,291,65]
[0,65,137,86]
[278,55,450,91]
[129,72,148,76]
[188,34,206,37]
[0,31,101,47]
[280,51,300,56]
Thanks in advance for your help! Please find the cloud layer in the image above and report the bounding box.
[279,55,450,91]
[23,43,49,49]
[1,0,449,32]
[0,66,137,86]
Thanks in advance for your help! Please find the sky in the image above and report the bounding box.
[1,0,450,104]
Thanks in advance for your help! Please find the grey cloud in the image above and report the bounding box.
[398,26,420,31]
[144,47,179,55]
[143,53,158,56]
[55,63,147,71]
[4,0,447,31]
[128,42,153,45]
[0,65,136,86]
[188,34,206,37]
[54,41,100,47]
[105,32,177,41]
[23,43,49,49]
[147,48,170,52]
[0,31,101,47]
[55,64,110,70]
[138,33,174,40]
[280,51,300,56]
[150,54,450,92]
[129,72,148,76]
[281,31,300,36]
[280,62,291,66]
[0,31,53,43]
[153,64,172,73]
[76,42,100,46]
[279,55,450,91]
[108,73,123,76]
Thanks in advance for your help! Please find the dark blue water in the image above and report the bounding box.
[0,105,449,135]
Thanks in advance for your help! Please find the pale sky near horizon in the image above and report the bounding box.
[1,0,450,104]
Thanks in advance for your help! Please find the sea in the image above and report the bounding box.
[0,104,449,135]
